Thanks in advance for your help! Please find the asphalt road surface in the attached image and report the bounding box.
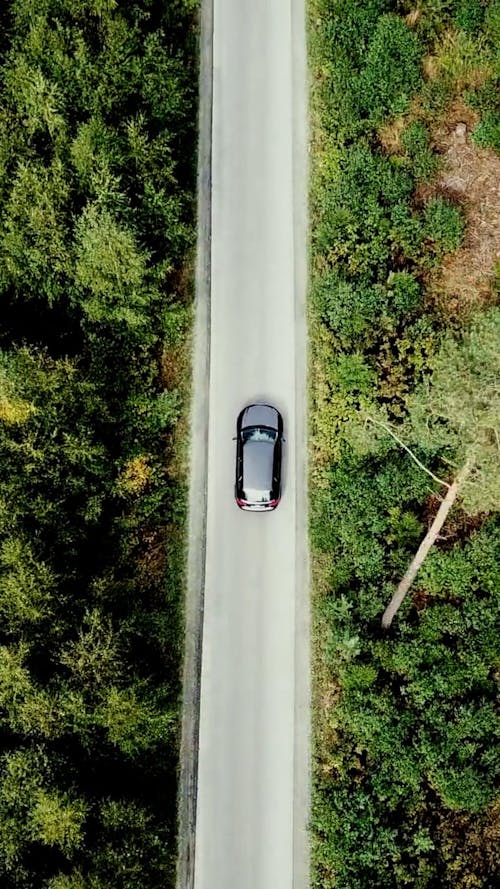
[193,1,308,887]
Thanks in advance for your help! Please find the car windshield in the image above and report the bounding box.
[242,426,277,443]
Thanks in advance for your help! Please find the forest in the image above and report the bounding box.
[1,0,499,887]
[0,1,197,887]
[309,1,499,887]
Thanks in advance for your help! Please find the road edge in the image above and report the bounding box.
[291,0,311,887]
[176,1,213,887]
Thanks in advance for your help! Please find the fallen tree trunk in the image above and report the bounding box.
[382,461,472,630]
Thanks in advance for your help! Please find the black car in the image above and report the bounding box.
[234,403,284,511]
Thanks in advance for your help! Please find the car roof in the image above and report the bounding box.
[239,403,279,430]
[242,440,274,493]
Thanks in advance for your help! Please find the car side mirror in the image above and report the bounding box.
[232,435,237,440]
[281,436,286,442]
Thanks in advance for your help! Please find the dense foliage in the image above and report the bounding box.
[309,1,500,887]
[0,1,197,886]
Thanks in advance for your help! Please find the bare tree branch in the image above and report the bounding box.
[381,460,473,629]
[366,416,451,489]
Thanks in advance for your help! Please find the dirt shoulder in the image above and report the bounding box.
[176,2,213,887]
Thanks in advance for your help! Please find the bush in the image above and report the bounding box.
[455,0,486,34]
[312,271,378,346]
[400,121,440,183]
[423,196,465,254]
[310,2,500,887]
[385,271,422,317]
[472,110,500,151]
[465,74,500,151]
[357,14,422,123]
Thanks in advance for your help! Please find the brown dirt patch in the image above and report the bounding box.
[412,586,431,612]
[160,344,187,389]
[419,102,500,319]
[136,527,167,589]
[422,489,488,550]
[378,115,408,155]
[379,95,500,318]
[437,800,500,888]
[430,98,480,146]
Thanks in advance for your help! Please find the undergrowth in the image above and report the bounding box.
[309,2,500,887]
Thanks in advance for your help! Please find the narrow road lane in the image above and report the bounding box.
[193,1,308,887]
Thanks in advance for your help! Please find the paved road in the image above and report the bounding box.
[193,1,308,888]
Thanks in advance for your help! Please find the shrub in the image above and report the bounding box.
[334,353,377,397]
[400,121,440,183]
[484,0,500,46]
[357,14,422,123]
[389,202,426,262]
[313,144,417,281]
[321,0,392,69]
[312,271,379,346]
[310,1,499,886]
[423,196,465,254]
[385,271,422,317]
[472,110,500,151]
[455,0,486,34]
[465,76,500,150]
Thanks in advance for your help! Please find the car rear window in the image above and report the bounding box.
[242,488,272,503]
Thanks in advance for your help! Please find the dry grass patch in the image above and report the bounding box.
[168,406,191,482]
[405,9,421,29]
[160,321,193,482]
[425,28,493,92]
[136,527,168,589]
[423,105,500,318]
[310,550,342,775]
[378,114,408,155]
[308,312,346,468]
[379,96,500,318]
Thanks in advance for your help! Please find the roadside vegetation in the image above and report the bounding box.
[308,1,500,886]
[0,1,197,887]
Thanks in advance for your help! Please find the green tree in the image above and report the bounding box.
[0,346,109,537]
[4,55,65,140]
[0,537,55,632]
[0,746,86,873]
[29,789,87,854]
[74,203,150,327]
[0,159,71,304]
[0,1,196,885]
[59,608,123,690]
[97,684,176,757]
[0,643,67,739]
[359,308,500,626]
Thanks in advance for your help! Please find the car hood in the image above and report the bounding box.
[240,403,279,430]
